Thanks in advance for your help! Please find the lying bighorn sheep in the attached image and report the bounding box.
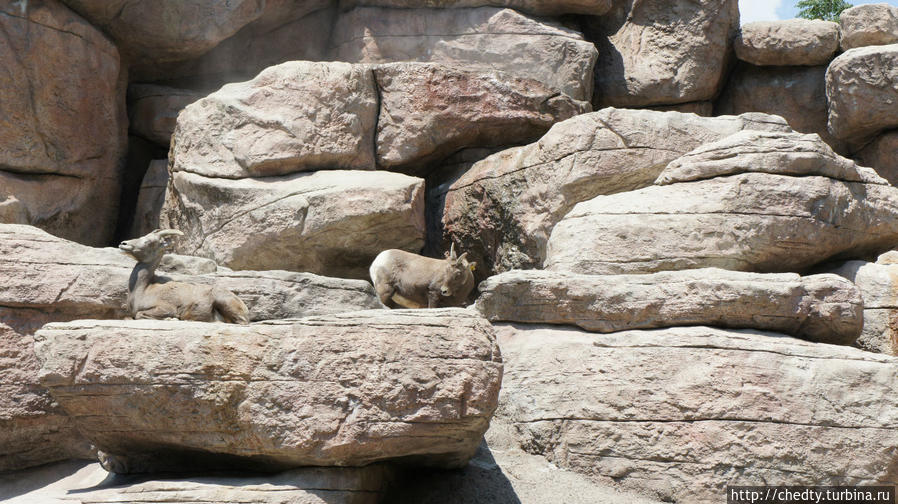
[370,244,476,309]
[119,229,249,324]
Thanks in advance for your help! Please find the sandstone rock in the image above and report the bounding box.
[497,324,898,502]
[441,109,791,277]
[546,171,898,275]
[374,63,589,174]
[826,44,898,143]
[839,3,898,50]
[161,170,425,279]
[35,310,502,473]
[735,20,839,66]
[715,64,841,149]
[171,61,378,179]
[339,0,612,16]
[476,269,862,345]
[829,256,898,354]
[329,7,597,101]
[4,461,392,504]
[855,130,898,186]
[128,160,168,239]
[546,131,898,275]
[128,85,205,147]
[586,0,739,107]
[0,0,126,246]
[647,101,713,116]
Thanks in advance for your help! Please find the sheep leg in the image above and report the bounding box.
[134,306,176,320]
[213,288,250,325]
[375,283,400,309]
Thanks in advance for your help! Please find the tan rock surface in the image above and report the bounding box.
[496,324,898,502]
[441,109,790,277]
[171,61,378,179]
[35,310,502,473]
[476,269,862,345]
[587,0,739,107]
[826,44,898,143]
[735,20,839,66]
[128,85,205,147]
[127,159,168,239]
[830,256,898,354]
[161,170,425,279]
[0,0,126,246]
[329,7,597,101]
[338,0,612,16]
[374,63,589,174]
[839,3,898,50]
[855,130,898,186]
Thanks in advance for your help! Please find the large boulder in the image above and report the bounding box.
[441,109,790,277]
[735,20,839,66]
[545,131,898,275]
[855,130,898,186]
[171,61,378,179]
[161,170,425,279]
[329,7,598,101]
[586,0,739,107]
[476,269,862,345]
[0,0,126,246]
[373,63,589,174]
[826,44,898,143]
[497,324,898,502]
[715,64,840,149]
[830,254,898,354]
[128,85,205,147]
[34,310,502,473]
[839,3,898,50]
[338,0,612,16]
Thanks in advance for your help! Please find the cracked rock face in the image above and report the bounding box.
[496,324,898,503]
[830,255,898,354]
[839,3,898,50]
[545,131,898,275]
[440,108,790,279]
[161,170,426,279]
[826,44,898,143]
[329,7,598,101]
[476,268,863,345]
[34,310,502,473]
[735,20,839,66]
[586,0,739,108]
[0,0,126,246]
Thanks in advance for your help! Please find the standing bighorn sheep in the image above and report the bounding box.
[370,244,477,309]
[119,229,249,323]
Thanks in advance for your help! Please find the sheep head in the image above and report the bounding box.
[119,229,184,264]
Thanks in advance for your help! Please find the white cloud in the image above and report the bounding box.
[739,0,782,24]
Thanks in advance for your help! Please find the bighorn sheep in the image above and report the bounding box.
[369,244,476,309]
[119,229,249,324]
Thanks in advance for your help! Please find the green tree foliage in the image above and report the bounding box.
[796,0,853,22]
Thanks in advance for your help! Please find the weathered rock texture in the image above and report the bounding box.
[0,0,126,246]
[128,85,205,147]
[587,0,739,107]
[735,20,839,66]
[329,7,597,101]
[856,131,898,186]
[546,131,898,275]
[830,255,898,354]
[35,310,502,473]
[715,64,840,149]
[497,324,898,503]
[476,269,862,345]
[839,3,898,50]
[128,159,168,239]
[374,63,589,174]
[826,44,898,143]
[161,170,425,279]
[339,0,612,16]
[171,61,378,179]
[441,109,790,277]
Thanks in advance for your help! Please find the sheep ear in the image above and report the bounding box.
[448,243,457,260]
[468,261,477,272]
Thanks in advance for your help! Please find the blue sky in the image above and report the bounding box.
[740,0,898,24]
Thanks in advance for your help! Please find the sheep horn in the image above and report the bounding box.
[449,243,457,260]
[156,229,185,237]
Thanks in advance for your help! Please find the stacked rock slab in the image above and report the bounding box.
[0,0,126,247]
[0,224,380,472]
[830,253,898,354]
[440,108,791,278]
[734,20,839,67]
[496,324,898,503]
[826,44,898,144]
[545,131,898,275]
[34,310,502,473]
[329,7,597,101]
[839,3,898,50]
[586,0,739,107]
[476,269,862,345]
[338,0,613,16]
[128,85,206,147]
